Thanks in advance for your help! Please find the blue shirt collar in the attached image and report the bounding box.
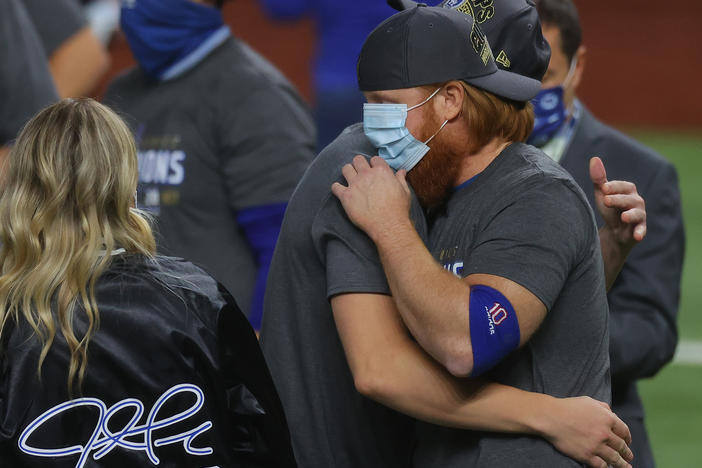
[453,173,480,192]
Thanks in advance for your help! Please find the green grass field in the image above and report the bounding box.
[626,130,701,467]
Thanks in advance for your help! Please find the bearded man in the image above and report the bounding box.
[261,4,639,468]
[332,4,642,467]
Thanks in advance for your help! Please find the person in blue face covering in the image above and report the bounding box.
[103,0,316,331]
[528,56,577,148]
[532,2,685,466]
[527,0,584,155]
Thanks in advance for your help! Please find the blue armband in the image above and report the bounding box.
[469,285,521,376]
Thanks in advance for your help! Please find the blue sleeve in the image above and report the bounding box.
[259,0,313,21]
[236,202,287,330]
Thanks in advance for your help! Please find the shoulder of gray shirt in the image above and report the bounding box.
[21,0,85,56]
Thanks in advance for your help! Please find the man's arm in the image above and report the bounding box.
[235,202,288,330]
[589,157,647,290]
[22,0,109,98]
[332,292,633,468]
[332,156,554,377]
[217,84,315,326]
[49,26,109,98]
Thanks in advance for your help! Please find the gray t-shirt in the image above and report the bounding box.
[414,143,610,467]
[104,37,315,315]
[260,123,427,468]
[0,0,58,145]
[22,0,85,57]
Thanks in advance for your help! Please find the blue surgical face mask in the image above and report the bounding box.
[120,0,224,80]
[363,88,449,172]
[528,58,577,147]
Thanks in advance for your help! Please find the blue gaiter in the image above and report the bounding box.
[120,0,224,80]
[527,85,567,147]
[527,58,578,147]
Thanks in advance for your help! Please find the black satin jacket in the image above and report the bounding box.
[0,255,296,467]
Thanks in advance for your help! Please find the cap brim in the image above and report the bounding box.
[464,68,541,102]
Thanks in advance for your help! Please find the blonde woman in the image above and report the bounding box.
[0,99,296,468]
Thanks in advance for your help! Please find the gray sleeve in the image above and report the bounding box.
[217,85,316,211]
[464,181,592,310]
[0,0,58,144]
[311,195,391,299]
[21,0,86,57]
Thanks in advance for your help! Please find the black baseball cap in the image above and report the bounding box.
[357,4,541,102]
[389,0,551,82]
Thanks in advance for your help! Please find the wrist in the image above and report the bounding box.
[368,215,414,246]
[526,393,561,441]
[600,225,630,266]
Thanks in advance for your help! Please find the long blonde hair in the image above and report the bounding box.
[0,98,156,394]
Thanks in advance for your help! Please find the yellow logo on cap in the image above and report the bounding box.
[454,0,495,24]
[457,1,492,65]
[496,50,511,68]
[456,2,472,16]
[472,0,495,23]
[480,41,493,66]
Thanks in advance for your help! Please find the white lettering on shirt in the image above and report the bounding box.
[137,150,186,186]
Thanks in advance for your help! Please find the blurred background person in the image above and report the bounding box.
[0,0,58,161]
[81,0,122,46]
[259,0,396,151]
[104,0,316,330]
[529,1,685,466]
[0,98,296,467]
[22,0,110,97]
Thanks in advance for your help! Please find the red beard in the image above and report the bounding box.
[406,113,466,210]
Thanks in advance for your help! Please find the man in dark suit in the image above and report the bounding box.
[531,1,685,466]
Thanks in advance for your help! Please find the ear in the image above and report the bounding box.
[436,81,464,121]
[571,45,587,92]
